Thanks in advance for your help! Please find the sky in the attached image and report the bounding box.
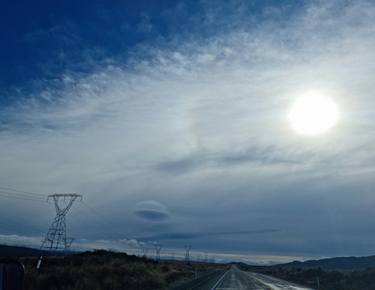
[1,0,375,264]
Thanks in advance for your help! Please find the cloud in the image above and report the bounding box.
[137,229,279,241]
[0,234,42,248]
[1,0,375,260]
[119,238,139,248]
[156,146,307,175]
[134,200,170,221]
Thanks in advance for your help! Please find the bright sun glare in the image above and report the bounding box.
[288,93,339,136]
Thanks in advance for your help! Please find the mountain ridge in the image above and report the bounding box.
[276,255,375,270]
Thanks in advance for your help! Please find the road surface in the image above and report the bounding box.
[174,265,313,290]
[214,265,313,289]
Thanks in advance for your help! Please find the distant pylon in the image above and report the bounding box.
[41,193,82,252]
[154,243,162,261]
[140,244,149,258]
[185,245,191,263]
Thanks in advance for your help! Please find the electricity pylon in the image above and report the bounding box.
[154,243,162,261]
[41,193,82,252]
[185,245,191,263]
[140,244,149,258]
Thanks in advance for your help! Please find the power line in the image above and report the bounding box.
[0,188,153,255]
[0,191,45,203]
[0,189,45,198]
[0,186,46,198]
[80,201,132,238]
[0,184,47,203]
[0,189,136,252]
[0,188,48,238]
[0,212,44,234]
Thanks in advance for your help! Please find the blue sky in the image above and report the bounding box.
[0,0,303,96]
[1,0,375,264]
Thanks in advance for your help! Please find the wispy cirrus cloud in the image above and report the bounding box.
[1,0,375,261]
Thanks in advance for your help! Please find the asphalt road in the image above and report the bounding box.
[173,265,313,290]
[213,265,313,290]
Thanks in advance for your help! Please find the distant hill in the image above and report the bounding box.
[278,255,375,270]
[0,244,47,257]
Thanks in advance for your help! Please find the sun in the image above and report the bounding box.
[288,93,339,136]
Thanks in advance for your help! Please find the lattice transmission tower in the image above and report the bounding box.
[154,243,162,261]
[140,244,149,258]
[41,193,82,252]
[185,244,191,263]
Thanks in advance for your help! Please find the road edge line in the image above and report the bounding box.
[210,269,229,290]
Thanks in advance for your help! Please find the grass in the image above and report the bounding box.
[18,250,222,290]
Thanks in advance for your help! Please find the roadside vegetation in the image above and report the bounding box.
[19,250,221,290]
[7,248,375,290]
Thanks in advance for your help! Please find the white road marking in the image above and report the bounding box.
[213,266,311,290]
[244,272,313,290]
[259,280,312,289]
[211,269,230,290]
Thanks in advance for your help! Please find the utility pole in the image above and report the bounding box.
[154,243,162,261]
[184,245,191,263]
[40,194,82,252]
